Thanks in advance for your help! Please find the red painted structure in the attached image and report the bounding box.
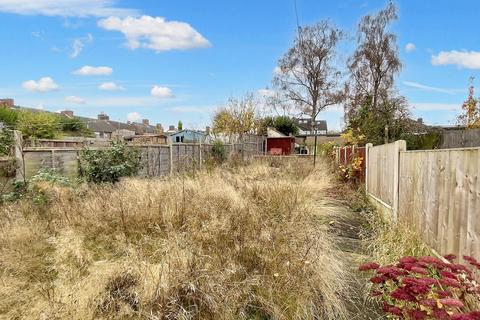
[337,145,366,182]
[266,137,295,155]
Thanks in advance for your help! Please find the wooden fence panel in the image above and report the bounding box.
[398,148,480,258]
[18,138,266,179]
[367,143,398,207]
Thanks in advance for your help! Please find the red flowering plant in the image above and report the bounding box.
[359,255,480,319]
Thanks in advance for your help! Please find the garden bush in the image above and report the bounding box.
[0,107,18,127]
[0,128,13,156]
[211,140,227,163]
[80,141,141,183]
[360,254,480,319]
[16,110,60,139]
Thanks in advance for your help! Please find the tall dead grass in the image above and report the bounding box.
[0,159,349,319]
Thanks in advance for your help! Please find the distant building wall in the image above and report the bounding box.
[171,130,206,143]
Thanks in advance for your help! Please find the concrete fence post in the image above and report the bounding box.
[365,143,373,194]
[392,140,407,221]
[169,141,173,174]
[199,141,202,170]
[13,130,25,181]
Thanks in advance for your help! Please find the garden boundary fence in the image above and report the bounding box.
[365,140,480,259]
[334,145,367,182]
[13,131,265,180]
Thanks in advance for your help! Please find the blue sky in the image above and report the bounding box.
[0,0,478,130]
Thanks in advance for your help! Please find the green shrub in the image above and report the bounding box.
[400,132,441,150]
[59,117,95,137]
[0,108,18,127]
[0,129,13,156]
[80,142,141,183]
[273,115,299,136]
[211,140,227,163]
[16,110,60,139]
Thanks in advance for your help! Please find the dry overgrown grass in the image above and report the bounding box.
[0,159,349,319]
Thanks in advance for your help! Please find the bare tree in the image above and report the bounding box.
[274,21,344,133]
[347,2,401,113]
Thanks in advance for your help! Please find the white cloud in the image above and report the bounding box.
[22,77,59,92]
[31,31,45,39]
[403,81,462,95]
[70,33,93,58]
[405,43,416,53]
[73,65,113,76]
[0,0,137,17]
[151,85,173,98]
[98,82,123,91]
[127,112,142,122]
[65,95,86,104]
[98,15,211,52]
[257,88,276,98]
[409,102,460,111]
[432,50,480,69]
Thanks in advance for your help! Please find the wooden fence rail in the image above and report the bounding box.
[366,140,480,259]
[14,132,265,180]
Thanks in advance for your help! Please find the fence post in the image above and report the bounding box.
[169,141,173,174]
[199,141,202,170]
[392,140,407,221]
[365,143,373,194]
[13,130,25,181]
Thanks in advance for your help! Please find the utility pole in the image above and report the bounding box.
[313,121,318,167]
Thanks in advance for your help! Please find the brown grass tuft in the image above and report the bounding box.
[0,159,349,319]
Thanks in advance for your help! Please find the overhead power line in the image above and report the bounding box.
[293,0,301,33]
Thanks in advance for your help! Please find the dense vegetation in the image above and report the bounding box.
[0,160,350,319]
[0,107,93,139]
[79,141,141,183]
[257,115,299,136]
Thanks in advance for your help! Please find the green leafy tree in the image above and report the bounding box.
[273,116,299,136]
[80,141,141,183]
[257,116,299,136]
[178,120,183,131]
[16,110,60,139]
[347,95,409,145]
[0,108,18,127]
[59,117,94,137]
[256,116,274,136]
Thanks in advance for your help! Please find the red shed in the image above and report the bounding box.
[266,137,295,155]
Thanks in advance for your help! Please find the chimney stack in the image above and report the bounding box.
[60,110,74,118]
[142,119,150,126]
[0,98,14,108]
[156,124,164,133]
[98,112,109,121]
[169,125,176,131]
